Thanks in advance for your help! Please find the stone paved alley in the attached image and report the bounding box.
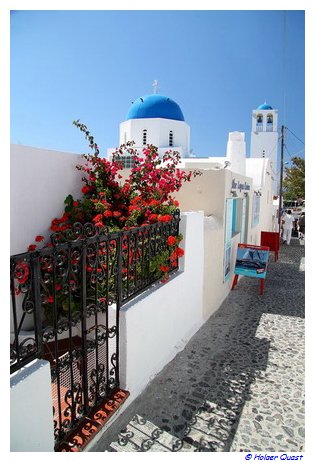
[90,238,305,452]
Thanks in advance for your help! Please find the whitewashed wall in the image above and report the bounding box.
[10,144,85,255]
[10,359,54,452]
[118,118,190,155]
[119,211,204,397]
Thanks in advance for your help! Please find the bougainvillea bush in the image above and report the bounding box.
[13,121,201,322]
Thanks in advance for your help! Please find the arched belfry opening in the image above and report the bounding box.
[266,114,273,132]
[256,114,263,132]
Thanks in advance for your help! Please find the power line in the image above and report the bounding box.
[285,126,305,146]
[284,142,305,165]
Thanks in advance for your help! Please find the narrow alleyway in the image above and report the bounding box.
[90,238,305,452]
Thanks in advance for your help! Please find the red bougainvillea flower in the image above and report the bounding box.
[55,284,62,291]
[149,199,160,207]
[92,214,103,223]
[113,211,122,218]
[158,214,173,223]
[28,244,37,252]
[73,201,79,207]
[59,212,70,223]
[167,236,177,246]
[98,297,107,303]
[15,261,30,285]
[35,235,44,242]
[47,296,54,303]
[148,214,158,223]
[81,185,91,194]
[160,265,170,272]
[104,210,113,218]
[176,247,185,257]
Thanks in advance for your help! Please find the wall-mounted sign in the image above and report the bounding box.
[234,244,270,279]
[231,178,250,192]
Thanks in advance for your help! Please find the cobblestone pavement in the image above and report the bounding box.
[91,239,305,452]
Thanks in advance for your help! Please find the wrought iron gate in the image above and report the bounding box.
[10,213,180,448]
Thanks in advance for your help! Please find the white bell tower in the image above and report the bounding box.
[250,103,278,167]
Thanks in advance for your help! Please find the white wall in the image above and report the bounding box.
[119,211,204,397]
[226,131,246,176]
[246,158,274,237]
[10,359,55,452]
[174,168,227,219]
[10,144,85,255]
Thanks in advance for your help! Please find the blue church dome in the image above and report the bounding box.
[257,102,273,110]
[126,94,185,121]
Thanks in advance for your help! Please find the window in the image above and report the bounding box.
[116,155,136,169]
[169,130,173,147]
[232,198,242,236]
[143,129,147,145]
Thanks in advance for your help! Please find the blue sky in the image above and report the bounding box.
[10,10,305,160]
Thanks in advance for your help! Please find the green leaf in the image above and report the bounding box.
[64,194,73,205]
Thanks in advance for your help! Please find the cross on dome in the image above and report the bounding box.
[152,80,159,94]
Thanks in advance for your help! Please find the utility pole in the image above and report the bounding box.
[278,125,285,233]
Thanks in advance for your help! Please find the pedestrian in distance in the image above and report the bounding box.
[282,209,295,245]
[298,212,305,240]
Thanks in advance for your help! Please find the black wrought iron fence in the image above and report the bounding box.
[10,211,180,446]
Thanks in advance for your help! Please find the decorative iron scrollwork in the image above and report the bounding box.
[11,214,182,447]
